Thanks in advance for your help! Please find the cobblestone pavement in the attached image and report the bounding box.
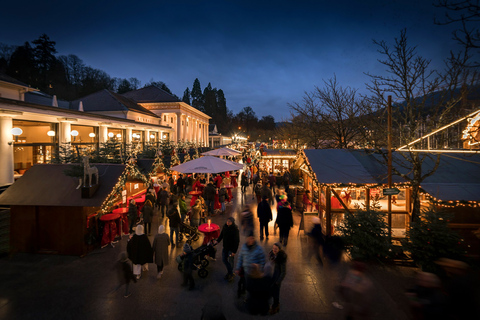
[0,185,417,320]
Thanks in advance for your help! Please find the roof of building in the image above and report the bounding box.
[301,149,480,201]
[261,149,297,157]
[122,85,180,103]
[0,73,31,87]
[0,164,126,207]
[70,90,159,117]
[25,91,70,108]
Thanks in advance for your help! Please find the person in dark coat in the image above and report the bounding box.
[261,183,274,206]
[203,182,216,216]
[127,199,137,233]
[268,242,287,314]
[257,195,272,240]
[176,174,185,195]
[275,201,293,246]
[145,190,156,209]
[215,217,240,282]
[115,251,137,298]
[152,225,170,279]
[166,201,181,246]
[157,187,169,218]
[141,199,154,235]
[240,206,254,237]
[126,225,153,280]
[181,243,195,290]
[218,183,228,215]
[241,172,249,193]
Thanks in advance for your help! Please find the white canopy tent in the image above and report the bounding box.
[169,155,243,174]
[201,147,242,157]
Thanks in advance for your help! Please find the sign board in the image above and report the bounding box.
[383,187,400,196]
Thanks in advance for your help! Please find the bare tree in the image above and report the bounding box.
[366,29,473,221]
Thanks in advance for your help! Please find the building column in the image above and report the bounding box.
[126,128,132,145]
[205,123,209,147]
[98,125,108,144]
[176,112,182,142]
[0,117,14,186]
[145,130,151,143]
[194,119,198,143]
[59,122,72,144]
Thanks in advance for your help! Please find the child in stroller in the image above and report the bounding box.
[176,240,217,278]
[178,221,200,242]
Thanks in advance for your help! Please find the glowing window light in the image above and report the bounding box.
[47,130,55,137]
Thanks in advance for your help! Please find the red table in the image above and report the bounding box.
[189,190,203,206]
[154,185,160,194]
[198,223,221,245]
[225,185,234,202]
[112,207,130,235]
[100,213,121,247]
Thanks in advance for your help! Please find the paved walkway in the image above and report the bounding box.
[0,185,417,320]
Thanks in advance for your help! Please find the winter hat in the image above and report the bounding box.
[158,225,165,234]
[227,217,235,223]
[273,242,282,250]
[135,224,144,236]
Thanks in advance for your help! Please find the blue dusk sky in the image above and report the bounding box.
[0,0,462,120]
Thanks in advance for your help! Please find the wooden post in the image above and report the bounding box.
[326,186,332,236]
[387,95,392,237]
[366,187,370,211]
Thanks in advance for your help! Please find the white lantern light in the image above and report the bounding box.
[70,130,79,137]
[89,133,96,138]
[47,130,55,137]
[116,133,122,138]
[11,127,23,136]
[108,132,114,138]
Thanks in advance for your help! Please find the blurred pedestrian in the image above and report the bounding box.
[339,261,374,320]
[126,225,153,280]
[218,183,227,215]
[254,181,263,203]
[241,172,249,193]
[240,206,254,237]
[203,181,216,216]
[215,216,240,282]
[268,242,287,314]
[261,182,274,207]
[268,172,276,196]
[406,271,447,320]
[245,263,272,315]
[257,195,272,240]
[436,258,480,319]
[115,251,137,298]
[307,217,325,265]
[152,225,170,279]
[178,193,188,223]
[236,233,266,297]
[275,201,293,246]
[190,198,202,228]
[176,174,185,195]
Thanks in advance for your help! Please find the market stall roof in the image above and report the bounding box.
[170,156,243,174]
[201,147,241,157]
[300,149,480,202]
[0,164,126,207]
[261,149,297,158]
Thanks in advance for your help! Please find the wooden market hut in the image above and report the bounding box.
[0,163,126,255]
[259,148,297,174]
[295,149,480,246]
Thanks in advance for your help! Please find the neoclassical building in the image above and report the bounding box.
[0,74,210,186]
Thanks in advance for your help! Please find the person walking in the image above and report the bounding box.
[141,199,154,236]
[157,186,169,218]
[115,251,137,298]
[215,217,240,282]
[245,263,272,316]
[268,242,287,314]
[178,193,188,223]
[166,199,181,246]
[240,206,254,237]
[261,183,274,207]
[176,174,185,195]
[126,225,153,280]
[235,234,266,297]
[190,199,202,228]
[127,199,137,233]
[152,225,170,279]
[254,182,263,204]
[257,195,272,240]
[268,172,276,196]
[275,201,293,246]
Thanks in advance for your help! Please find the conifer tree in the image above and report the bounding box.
[182,87,191,104]
[191,78,204,112]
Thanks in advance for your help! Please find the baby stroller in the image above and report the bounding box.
[192,240,217,268]
[176,242,214,278]
[178,221,200,242]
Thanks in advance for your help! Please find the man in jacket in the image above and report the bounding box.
[202,182,216,216]
[216,217,240,281]
[176,174,185,195]
[257,195,273,240]
[166,202,181,246]
[157,187,169,218]
[236,233,266,277]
